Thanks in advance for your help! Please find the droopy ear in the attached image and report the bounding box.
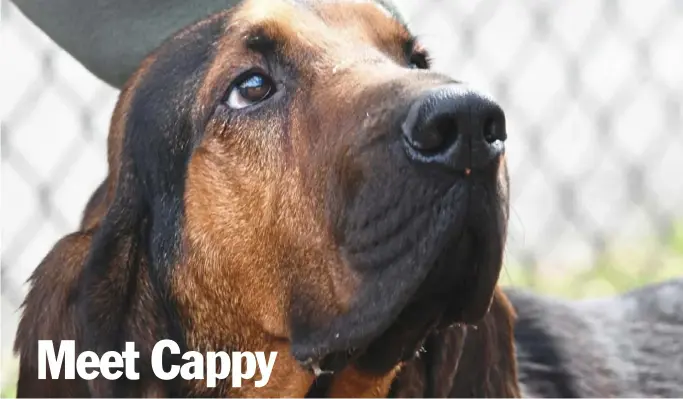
[449,287,520,397]
[14,232,96,398]
[389,287,521,398]
[14,15,228,398]
[388,324,468,397]
[73,15,227,397]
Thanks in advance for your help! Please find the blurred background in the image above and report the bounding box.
[1,0,682,394]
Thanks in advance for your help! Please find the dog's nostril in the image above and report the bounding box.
[404,114,458,154]
[418,117,457,152]
[482,105,507,144]
[411,123,444,152]
[433,117,458,149]
[483,118,504,144]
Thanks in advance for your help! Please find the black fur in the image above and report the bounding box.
[509,292,578,397]
[506,279,683,398]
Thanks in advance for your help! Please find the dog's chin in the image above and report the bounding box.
[319,223,503,375]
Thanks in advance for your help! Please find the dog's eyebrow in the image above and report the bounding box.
[244,28,279,55]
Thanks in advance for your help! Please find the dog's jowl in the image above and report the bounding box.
[14,0,519,397]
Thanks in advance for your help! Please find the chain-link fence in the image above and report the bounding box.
[2,0,682,385]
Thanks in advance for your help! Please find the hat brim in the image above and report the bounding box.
[12,0,406,89]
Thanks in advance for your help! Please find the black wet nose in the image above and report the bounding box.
[401,85,507,170]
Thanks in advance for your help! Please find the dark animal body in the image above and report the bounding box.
[12,0,683,397]
[508,278,683,398]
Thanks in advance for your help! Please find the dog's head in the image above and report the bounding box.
[78,0,510,394]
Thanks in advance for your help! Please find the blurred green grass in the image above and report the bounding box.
[500,221,683,298]
[0,359,17,399]
[2,222,682,397]
[0,383,15,399]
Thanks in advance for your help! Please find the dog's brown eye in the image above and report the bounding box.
[226,72,275,109]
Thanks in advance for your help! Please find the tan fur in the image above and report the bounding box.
[326,364,401,397]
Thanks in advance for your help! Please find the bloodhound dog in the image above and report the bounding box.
[14,0,519,397]
[14,0,683,397]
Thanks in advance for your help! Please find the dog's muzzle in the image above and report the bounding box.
[291,83,509,373]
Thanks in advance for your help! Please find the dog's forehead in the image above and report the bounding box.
[228,0,411,48]
[235,0,404,21]
[297,0,406,25]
